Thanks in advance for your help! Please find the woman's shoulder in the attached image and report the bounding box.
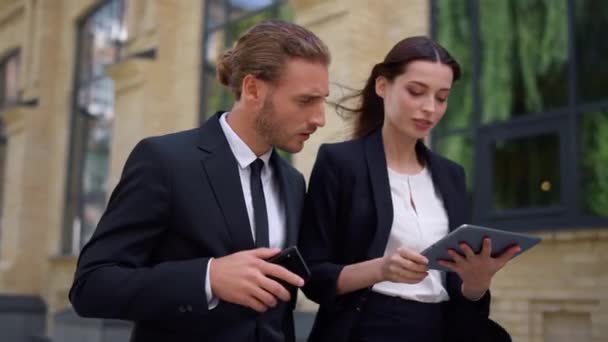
[425,148,467,182]
[316,136,367,165]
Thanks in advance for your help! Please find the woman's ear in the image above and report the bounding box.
[375,76,387,99]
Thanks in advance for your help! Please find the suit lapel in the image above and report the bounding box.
[198,113,255,251]
[271,151,298,247]
[364,131,394,259]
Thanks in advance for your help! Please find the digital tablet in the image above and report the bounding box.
[421,224,542,272]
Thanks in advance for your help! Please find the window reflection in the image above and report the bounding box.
[493,134,561,211]
[479,0,568,123]
[580,110,608,217]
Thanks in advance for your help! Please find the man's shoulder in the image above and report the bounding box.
[144,127,200,147]
[125,128,202,167]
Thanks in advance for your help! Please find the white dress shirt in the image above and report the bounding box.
[371,167,450,303]
[205,112,287,308]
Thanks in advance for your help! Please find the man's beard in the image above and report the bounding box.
[254,95,281,149]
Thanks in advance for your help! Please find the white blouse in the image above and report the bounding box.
[371,167,450,303]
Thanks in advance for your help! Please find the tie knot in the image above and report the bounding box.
[250,159,264,175]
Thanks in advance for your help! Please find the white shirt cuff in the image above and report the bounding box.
[206,258,219,309]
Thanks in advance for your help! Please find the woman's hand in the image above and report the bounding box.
[438,238,520,300]
[380,247,430,284]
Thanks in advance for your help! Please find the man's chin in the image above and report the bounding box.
[276,142,304,154]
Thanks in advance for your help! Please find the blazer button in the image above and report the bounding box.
[186,305,193,312]
[179,306,186,313]
[356,307,361,312]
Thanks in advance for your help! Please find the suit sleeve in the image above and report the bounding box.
[299,145,345,306]
[69,138,211,321]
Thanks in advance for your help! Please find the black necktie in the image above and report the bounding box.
[250,159,269,248]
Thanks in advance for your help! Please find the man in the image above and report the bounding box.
[69,20,330,341]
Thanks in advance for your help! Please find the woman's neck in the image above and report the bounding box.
[381,123,425,175]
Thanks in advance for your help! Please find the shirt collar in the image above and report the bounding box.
[219,112,272,169]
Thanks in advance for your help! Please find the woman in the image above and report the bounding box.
[299,36,518,342]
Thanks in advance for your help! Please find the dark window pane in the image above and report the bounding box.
[493,133,560,211]
[90,4,125,79]
[203,67,232,119]
[206,0,226,30]
[575,0,608,104]
[205,29,226,64]
[227,7,276,42]
[78,77,115,118]
[0,52,20,108]
[434,0,473,132]
[81,116,112,245]
[4,53,19,106]
[78,23,95,83]
[580,110,608,217]
[434,134,473,191]
[228,0,274,21]
[479,0,568,123]
[278,2,294,21]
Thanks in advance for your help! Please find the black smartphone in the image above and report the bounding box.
[266,246,311,287]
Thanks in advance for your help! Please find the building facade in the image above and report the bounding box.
[0,0,605,341]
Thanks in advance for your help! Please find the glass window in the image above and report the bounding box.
[580,110,608,217]
[479,0,568,123]
[0,51,20,110]
[63,0,127,254]
[492,133,561,211]
[574,0,608,104]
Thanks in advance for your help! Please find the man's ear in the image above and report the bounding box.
[241,74,268,105]
[375,76,387,99]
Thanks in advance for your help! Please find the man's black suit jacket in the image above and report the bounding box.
[299,129,508,342]
[69,112,306,341]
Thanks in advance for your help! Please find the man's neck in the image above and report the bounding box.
[225,106,272,157]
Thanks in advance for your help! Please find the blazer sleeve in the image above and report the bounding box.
[299,145,346,306]
[445,163,493,341]
[69,138,211,321]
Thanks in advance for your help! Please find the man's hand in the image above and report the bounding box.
[209,248,305,312]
